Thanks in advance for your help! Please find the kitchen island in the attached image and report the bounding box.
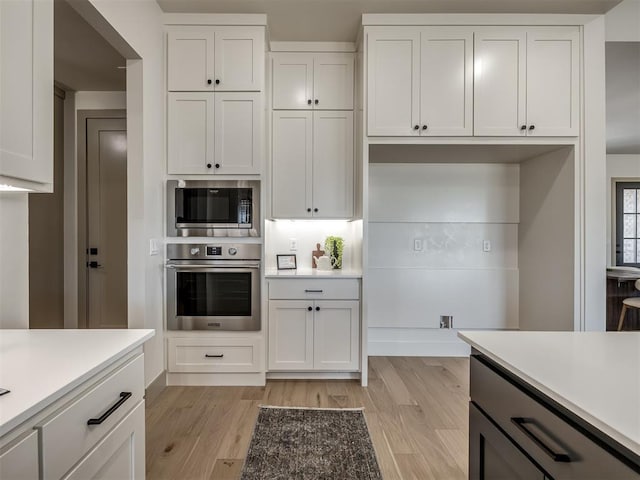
[459,331,639,479]
[0,329,154,479]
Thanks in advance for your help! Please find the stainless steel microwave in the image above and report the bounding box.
[167,180,260,237]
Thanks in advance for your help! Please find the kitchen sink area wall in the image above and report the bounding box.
[366,144,576,355]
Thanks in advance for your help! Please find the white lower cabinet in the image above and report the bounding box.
[0,431,39,480]
[268,279,360,372]
[62,402,145,480]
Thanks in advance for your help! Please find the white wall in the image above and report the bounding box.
[75,91,126,110]
[519,148,575,331]
[367,163,520,356]
[607,154,640,264]
[605,0,640,41]
[0,194,29,328]
[85,0,165,387]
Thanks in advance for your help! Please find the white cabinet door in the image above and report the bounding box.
[474,27,527,136]
[0,431,39,480]
[312,111,354,218]
[214,26,264,92]
[313,53,354,110]
[420,27,473,136]
[313,301,359,371]
[526,27,579,136]
[367,27,420,136]
[0,0,53,188]
[272,53,314,109]
[167,93,215,174]
[167,29,215,91]
[268,301,314,370]
[214,92,261,174]
[62,402,145,480]
[271,111,313,218]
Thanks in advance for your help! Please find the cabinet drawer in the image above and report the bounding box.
[38,354,144,480]
[0,431,39,480]
[470,356,639,479]
[268,279,359,300]
[167,337,261,373]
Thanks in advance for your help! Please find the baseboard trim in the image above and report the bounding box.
[267,371,360,380]
[167,372,266,386]
[145,370,166,404]
[368,341,470,357]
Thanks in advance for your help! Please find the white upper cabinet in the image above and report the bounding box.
[167,26,264,92]
[271,110,354,219]
[214,92,262,174]
[272,53,314,109]
[473,27,527,136]
[272,53,354,110]
[312,111,354,218]
[214,27,264,91]
[420,27,474,136]
[367,27,420,136]
[168,92,261,174]
[367,26,473,136]
[526,27,579,136]
[0,0,53,190]
[474,26,579,136]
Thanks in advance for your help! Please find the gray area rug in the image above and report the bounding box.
[241,406,383,480]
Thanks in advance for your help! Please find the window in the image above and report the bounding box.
[616,182,640,267]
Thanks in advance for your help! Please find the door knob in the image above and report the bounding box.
[314,99,319,105]
[422,125,428,130]
[215,79,220,85]
[215,163,220,169]
[413,125,419,130]
[308,306,312,311]
[207,79,212,85]
[207,163,212,169]
[315,306,320,311]
[520,125,527,130]
[528,125,535,131]
[307,99,312,105]
[88,261,102,269]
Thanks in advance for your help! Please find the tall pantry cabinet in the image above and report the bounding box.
[270,52,355,219]
[167,26,265,175]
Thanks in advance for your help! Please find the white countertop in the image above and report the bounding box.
[265,269,362,279]
[458,331,640,456]
[0,329,154,437]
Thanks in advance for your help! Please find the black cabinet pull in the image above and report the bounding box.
[215,163,220,169]
[315,306,320,311]
[307,208,312,212]
[207,79,212,85]
[313,208,318,212]
[215,79,220,85]
[314,99,319,105]
[207,163,212,169]
[87,392,132,425]
[510,417,571,463]
[307,306,312,311]
[520,125,527,130]
[205,354,224,358]
[304,289,323,293]
[307,99,312,105]
[422,125,428,130]
[413,125,419,130]
[528,125,535,131]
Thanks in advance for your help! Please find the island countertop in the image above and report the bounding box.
[0,329,154,437]
[458,331,640,457]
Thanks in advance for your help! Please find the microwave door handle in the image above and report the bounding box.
[175,189,184,222]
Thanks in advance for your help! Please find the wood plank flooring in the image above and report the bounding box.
[146,357,469,480]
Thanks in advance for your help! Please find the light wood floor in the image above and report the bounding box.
[146,357,470,480]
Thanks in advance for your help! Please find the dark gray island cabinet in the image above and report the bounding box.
[469,351,639,479]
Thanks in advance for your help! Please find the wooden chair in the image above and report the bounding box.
[617,279,640,331]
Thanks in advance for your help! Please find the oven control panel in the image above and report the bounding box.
[167,243,261,261]
[206,246,222,256]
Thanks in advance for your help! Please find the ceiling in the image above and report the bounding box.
[606,42,640,154]
[54,0,126,91]
[157,0,622,41]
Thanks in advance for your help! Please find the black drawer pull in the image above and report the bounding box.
[304,289,323,293]
[87,392,132,425]
[511,417,571,463]
[205,354,224,358]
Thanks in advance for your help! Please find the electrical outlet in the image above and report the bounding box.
[440,315,453,329]
[149,239,160,256]
[289,238,298,251]
[414,239,423,251]
[483,240,491,252]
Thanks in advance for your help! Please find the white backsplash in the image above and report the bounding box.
[265,219,360,271]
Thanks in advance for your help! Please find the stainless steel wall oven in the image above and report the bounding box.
[166,244,261,331]
[167,180,259,237]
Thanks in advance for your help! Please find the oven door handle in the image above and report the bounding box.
[166,263,260,270]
